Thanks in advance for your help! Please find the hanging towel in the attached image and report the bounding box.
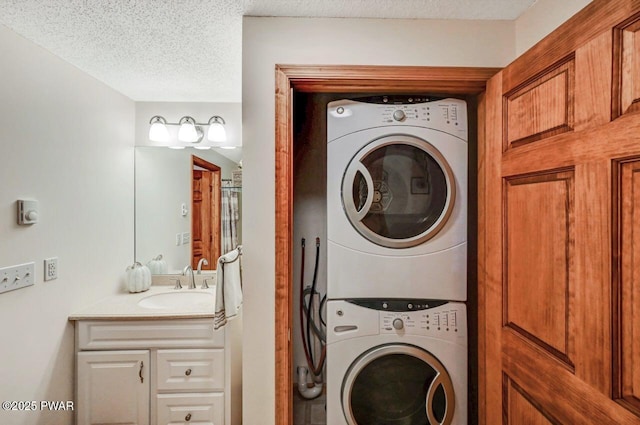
[214,247,243,330]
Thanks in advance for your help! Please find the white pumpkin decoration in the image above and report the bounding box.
[126,262,152,293]
[147,254,168,275]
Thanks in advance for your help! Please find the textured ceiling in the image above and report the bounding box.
[0,0,536,102]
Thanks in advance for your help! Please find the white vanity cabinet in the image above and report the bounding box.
[73,318,241,425]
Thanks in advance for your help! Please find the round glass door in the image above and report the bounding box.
[342,135,455,248]
[342,344,455,425]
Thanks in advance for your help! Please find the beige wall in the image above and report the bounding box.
[241,16,514,424]
[515,0,593,55]
[0,24,134,425]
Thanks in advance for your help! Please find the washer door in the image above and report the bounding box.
[342,344,455,425]
[342,135,455,248]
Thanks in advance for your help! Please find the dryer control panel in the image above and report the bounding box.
[327,98,468,142]
[380,102,463,128]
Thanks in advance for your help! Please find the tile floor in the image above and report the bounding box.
[293,390,327,425]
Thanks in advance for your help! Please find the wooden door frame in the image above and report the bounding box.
[191,155,221,270]
[274,64,499,424]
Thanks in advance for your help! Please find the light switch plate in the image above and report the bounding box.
[0,262,35,294]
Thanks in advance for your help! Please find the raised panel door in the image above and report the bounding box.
[76,350,149,425]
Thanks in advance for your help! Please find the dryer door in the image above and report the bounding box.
[342,135,455,248]
[342,344,455,425]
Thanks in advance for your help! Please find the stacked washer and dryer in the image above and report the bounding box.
[326,96,468,425]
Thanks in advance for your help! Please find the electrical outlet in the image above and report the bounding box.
[0,262,35,294]
[176,233,182,246]
[182,232,191,244]
[44,257,58,281]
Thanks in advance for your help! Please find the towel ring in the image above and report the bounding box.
[220,245,242,264]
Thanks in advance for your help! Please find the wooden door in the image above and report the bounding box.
[480,1,640,423]
[192,156,221,270]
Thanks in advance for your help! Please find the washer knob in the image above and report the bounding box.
[392,318,404,330]
[393,110,406,121]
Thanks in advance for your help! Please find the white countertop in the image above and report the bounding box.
[69,285,217,321]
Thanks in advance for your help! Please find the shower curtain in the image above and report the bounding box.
[221,188,240,254]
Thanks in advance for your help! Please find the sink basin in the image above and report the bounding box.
[137,291,214,309]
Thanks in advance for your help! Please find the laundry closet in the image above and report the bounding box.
[292,91,479,425]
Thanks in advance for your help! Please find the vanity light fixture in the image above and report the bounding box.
[148,114,228,148]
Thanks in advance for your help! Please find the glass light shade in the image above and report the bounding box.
[207,122,227,142]
[168,146,185,150]
[149,121,169,142]
[194,146,211,150]
[178,117,199,143]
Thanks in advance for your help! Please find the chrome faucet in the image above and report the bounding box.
[196,258,209,274]
[182,265,196,289]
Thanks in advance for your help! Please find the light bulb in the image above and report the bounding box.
[178,116,199,143]
[148,116,169,142]
[207,116,227,142]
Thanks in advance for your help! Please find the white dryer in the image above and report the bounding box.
[327,97,467,301]
[326,299,467,425]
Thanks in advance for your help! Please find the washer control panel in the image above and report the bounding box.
[343,298,466,338]
[376,300,465,338]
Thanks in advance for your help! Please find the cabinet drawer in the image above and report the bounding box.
[77,319,224,350]
[156,349,225,391]
[157,392,224,425]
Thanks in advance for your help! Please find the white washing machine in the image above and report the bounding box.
[327,97,468,301]
[326,299,467,425]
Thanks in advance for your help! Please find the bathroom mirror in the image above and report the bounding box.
[134,147,242,274]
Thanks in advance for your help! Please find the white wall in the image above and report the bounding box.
[242,17,514,424]
[0,24,135,425]
[515,0,593,55]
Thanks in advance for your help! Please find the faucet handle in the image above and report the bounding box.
[201,278,211,289]
[172,278,182,290]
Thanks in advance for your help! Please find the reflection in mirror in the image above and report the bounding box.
[135,147,242,274]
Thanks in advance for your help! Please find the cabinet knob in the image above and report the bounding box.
[185,368,192,376]
[185,413,192,421]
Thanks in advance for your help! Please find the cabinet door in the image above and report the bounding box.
[77,350,149,425]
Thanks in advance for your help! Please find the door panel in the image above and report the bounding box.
[616,159,640,415]
[481,1,640,423]
[503,59,575,148]
[615,16,640,117]
[504,170,574,367]
[504,377,557,425]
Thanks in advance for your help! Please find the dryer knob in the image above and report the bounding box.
[393,110,406,121]
[393,318,404,330]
